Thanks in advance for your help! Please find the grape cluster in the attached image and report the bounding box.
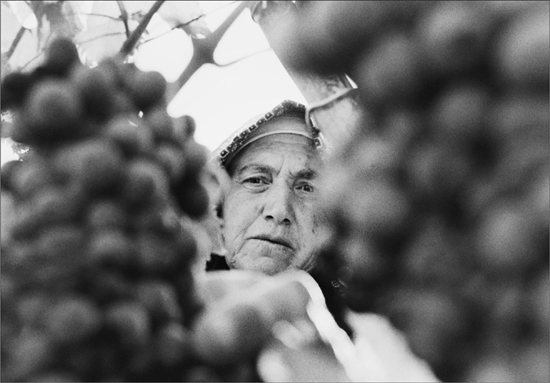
[285,2,549,381]
[1,39,257,381]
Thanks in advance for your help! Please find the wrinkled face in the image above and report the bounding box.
[222,118,323,275]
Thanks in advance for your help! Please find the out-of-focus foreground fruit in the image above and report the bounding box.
[284,1,549,382]
[0,38,258,382]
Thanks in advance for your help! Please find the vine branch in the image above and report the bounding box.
[119,0,165,58]
[6,27,27,60]
[215,47,271,67]
[173,1,248,92]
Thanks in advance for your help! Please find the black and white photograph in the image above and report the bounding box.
[1,1,548,382]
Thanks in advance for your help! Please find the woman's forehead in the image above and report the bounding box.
[229,134,320,175]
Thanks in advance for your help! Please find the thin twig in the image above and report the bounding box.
[6,27,27,59]
[119,0,165,58]
[141,1,239,45]
[116,1,131,38]
[21,51,44,70]
[61,12,123,21]
[76,31,127,46]
[215,47,271,67]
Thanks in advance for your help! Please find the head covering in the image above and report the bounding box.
[211,100,326,168]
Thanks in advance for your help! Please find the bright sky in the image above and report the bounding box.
[135,1,306,152]
[1,1,306,166]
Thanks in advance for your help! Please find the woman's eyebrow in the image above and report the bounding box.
[291,169,317,180]
[236,163,273,176]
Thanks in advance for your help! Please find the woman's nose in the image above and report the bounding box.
[263,182,293,225]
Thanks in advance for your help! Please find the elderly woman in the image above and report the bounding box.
[205,100,327,275]
[193,100,439,381]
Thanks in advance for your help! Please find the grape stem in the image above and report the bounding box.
[116,1,131,39]
[119,0,165,58]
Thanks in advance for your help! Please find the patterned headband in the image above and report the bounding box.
[211,100,326,168]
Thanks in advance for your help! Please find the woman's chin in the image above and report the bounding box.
[232,255,290,276]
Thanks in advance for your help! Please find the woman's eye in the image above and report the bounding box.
[245,177,266,184]
[297,183,314,193]
[242,176,270,189]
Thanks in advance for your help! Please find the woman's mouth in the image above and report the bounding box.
[251,235,294,250]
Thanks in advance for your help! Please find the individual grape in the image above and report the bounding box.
[475,201,543,274]
[112,91,137,115]
[0,71,34,110]
[84,271,135,305]
[16,292,53,329]
[44,296,102,344]
[464,354,518,382]
[10,158,56,200]
[54,139,126,196]
[137,279,183,323]
[153,321,193,366]
[489,93,549,140]
[104,116,155,158]
[342,177,411,239]
[416,2,491,77]
[44,37,82,77]
[104,301,151,348]
[180,140,209,182]
[31,185,85,227]
[128,70,167,112]
[38,224,85,262]
[174,114,197,141]
[71,65,116,122]
[496,6,550,90]
[144,106,176,142]
[516,342,550,383]
[429,82,490,145]
[121,158,169,207]
[401,216,472,288]
[174,180,210,219]
[9,202,45,240]
[337,235,390,286]
[156,142,188,183]
[191,301,270,366]
[16,79,84,144]
[0,160,23,193]
[5,332,54,381]
[356,31,423,107]
[282,1,387,74]
[136,232,180,275]
[87,229,134,268]
[85,200,128,230]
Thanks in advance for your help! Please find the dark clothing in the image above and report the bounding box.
[205,254,230,271]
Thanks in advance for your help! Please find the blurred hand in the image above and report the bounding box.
[191,269,439,382]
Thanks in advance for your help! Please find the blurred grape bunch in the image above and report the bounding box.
[283,1,549,382]
[0,37,260,382]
